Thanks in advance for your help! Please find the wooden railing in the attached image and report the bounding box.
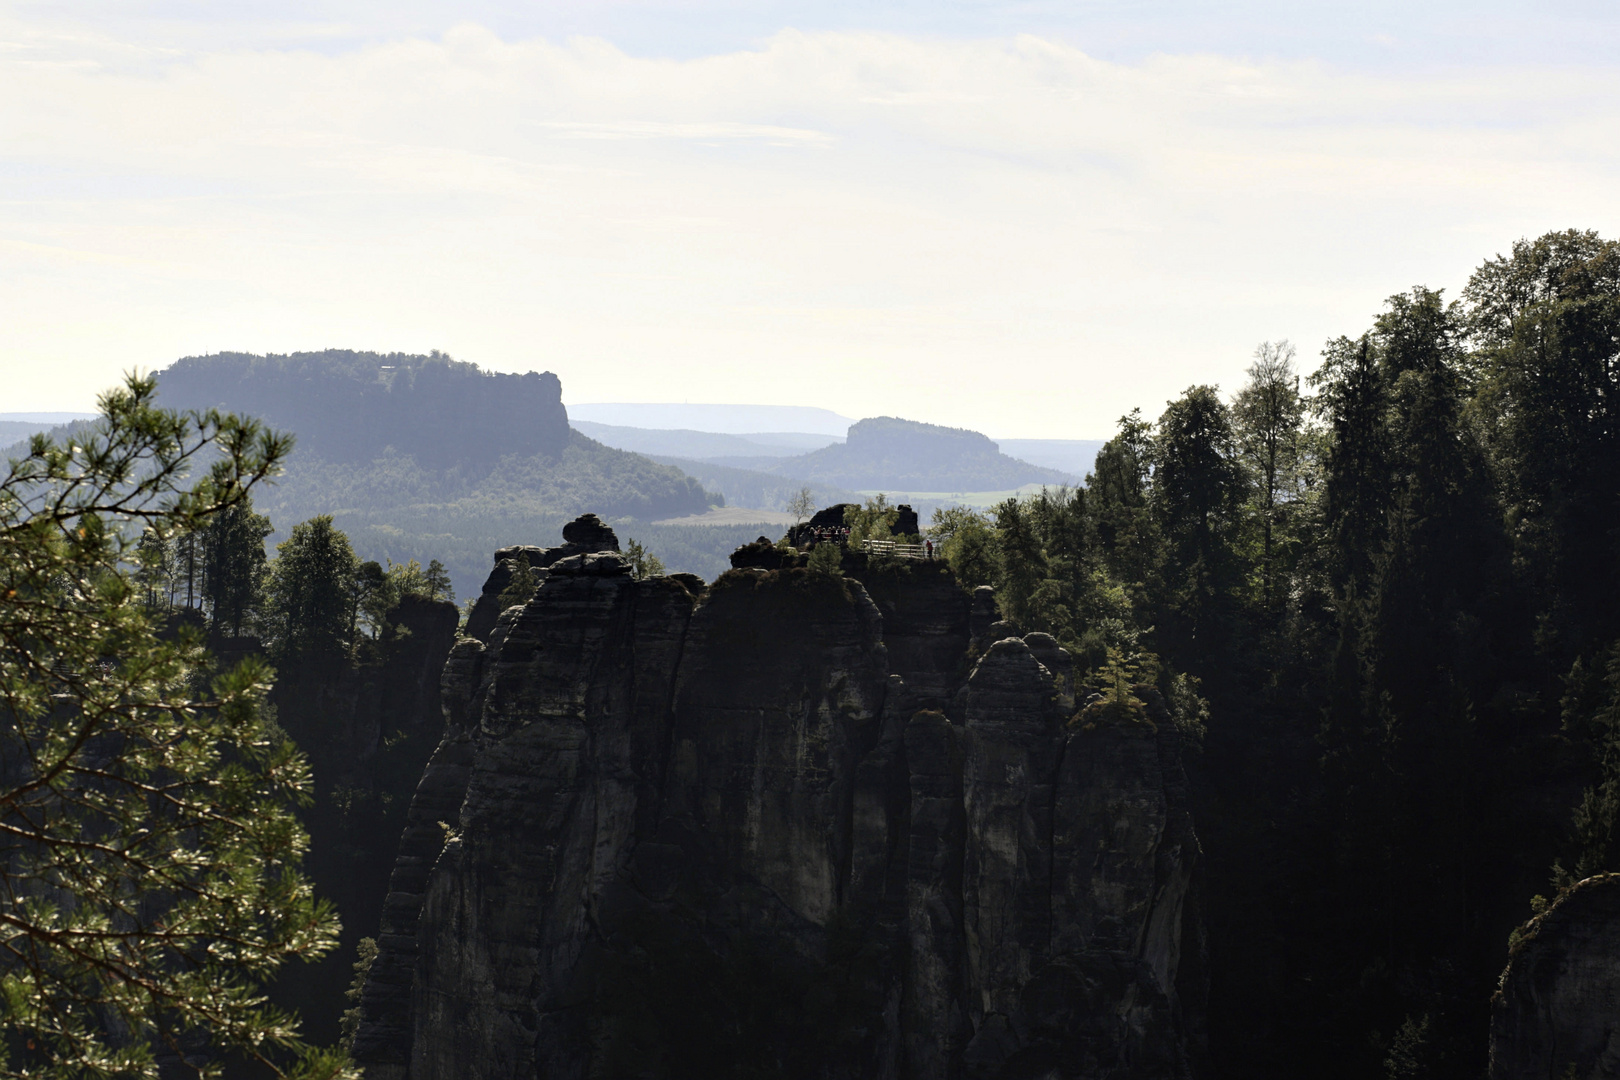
[859,538,930,559]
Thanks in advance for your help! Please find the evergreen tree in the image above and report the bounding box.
[625,538,667,580]
[1085,409,1164,641]
[353,559,393,642]
[1465,229,1620,662]
[424,557,454,602]
[0,373,349,1077]
[991,496,1043,631]
[134,526,173,610]
[1152,385,1250,668]
[172,525,206,612]
[267,516,361,661]
[203,492,273,636]
[1312,334,1391,602]
[1233,340,1306,618]
[497,557,540,609]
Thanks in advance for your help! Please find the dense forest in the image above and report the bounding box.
[923,229,1620,1077]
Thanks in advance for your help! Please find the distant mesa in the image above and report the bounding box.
[770,415,1076,492]
[146,350,721,597]
[157,350,570,469]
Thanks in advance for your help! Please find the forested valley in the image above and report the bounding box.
[3,227,1617,1077]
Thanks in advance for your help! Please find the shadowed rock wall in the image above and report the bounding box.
[354,543,1206,1079]
[1490,873,1620,1079]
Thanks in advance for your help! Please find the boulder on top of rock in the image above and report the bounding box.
[561,512,619,552]
[1022,632,1075,713]
[892,503,919,537]
[464,513,628,640]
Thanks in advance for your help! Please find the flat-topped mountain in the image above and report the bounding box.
[159,351,570,468]
[152,351,723,596]
[762,415,1076,491]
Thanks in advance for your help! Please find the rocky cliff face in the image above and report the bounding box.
[1491,873,1620,1079]
[354,526,1206,1079]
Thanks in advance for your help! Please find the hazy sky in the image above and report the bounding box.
[3,2,1617,437]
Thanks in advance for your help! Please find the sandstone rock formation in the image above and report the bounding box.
[1491,873,1620,1079]
[461,514,622,640]
[354,530,1206,1079]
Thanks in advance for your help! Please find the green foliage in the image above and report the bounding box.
[203,494,273,636]
[843,494,898,547]
[266,516,361,662]
[930,505,997,589]
[1163,668,1210,752]
[1561,642,1620,881]
[423,558,453,602]
[1077,648,1150,727]
[353,560,392,642]
[806,541,844,577]
[1465,230,1620,659]
[496,558,540,609]
[1382,1014,1432,1080]
[0,373,350,1078]
[1152,384,1251,665]
[1087,409,1162,598]
[338,937,378,1052]
[1232,340,1306,617]
[249,432,715,600]
[625,537,667,580]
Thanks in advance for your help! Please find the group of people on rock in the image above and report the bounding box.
[804,525,851,546]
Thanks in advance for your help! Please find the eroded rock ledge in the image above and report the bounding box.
[354,524,1206,1080]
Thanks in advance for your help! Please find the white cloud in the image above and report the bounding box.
[1,19,1617,435]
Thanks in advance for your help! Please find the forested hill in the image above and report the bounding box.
[159,350,570,466]
[758,415,1075,491]
[153,351,721,596]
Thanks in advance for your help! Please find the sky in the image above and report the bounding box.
[3,2,1618,438]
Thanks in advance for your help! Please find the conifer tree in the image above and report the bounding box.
[0,373,350,1078]
[266,516,361,662]
[1152,385,1250,668]
[1232,341,1305,617]
[203,493,273,637]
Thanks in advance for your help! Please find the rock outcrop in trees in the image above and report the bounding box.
[352,518,1207,1079]
[1490,874,1620,1079]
